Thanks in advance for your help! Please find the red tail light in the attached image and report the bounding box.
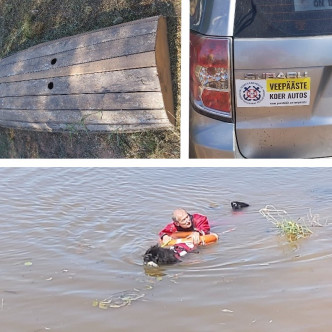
[190,32,232,119]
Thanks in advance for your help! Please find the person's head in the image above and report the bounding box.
[172,208,192,229]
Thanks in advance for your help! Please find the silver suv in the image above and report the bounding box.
[190,0,332,158]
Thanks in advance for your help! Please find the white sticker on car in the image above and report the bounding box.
[294,0,332,12]
[236,78,311,107]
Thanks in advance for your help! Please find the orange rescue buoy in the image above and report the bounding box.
[161,232,219,246]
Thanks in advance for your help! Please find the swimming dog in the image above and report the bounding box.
[143,243,197,267]
[231,201,250,210]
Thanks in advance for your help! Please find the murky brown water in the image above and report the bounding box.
[1,168,332,332]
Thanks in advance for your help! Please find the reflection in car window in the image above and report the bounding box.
[190,0,203,27]
[234,0,332,37]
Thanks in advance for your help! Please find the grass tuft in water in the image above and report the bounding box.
[275,220,312,241]
[259,205,318,242]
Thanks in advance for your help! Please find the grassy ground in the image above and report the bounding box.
[0,0,180,158]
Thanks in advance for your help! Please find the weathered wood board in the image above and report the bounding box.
[0,16,175,132]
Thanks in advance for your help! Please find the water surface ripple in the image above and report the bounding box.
[1,168,332,332]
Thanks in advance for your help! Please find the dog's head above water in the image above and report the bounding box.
[143,243,198,267]
[143,245,179,267]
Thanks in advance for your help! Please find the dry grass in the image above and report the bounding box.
[0,0,180,158]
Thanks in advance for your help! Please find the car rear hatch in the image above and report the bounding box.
[234,0,332,158]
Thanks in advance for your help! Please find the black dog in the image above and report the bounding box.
[143,243,196,267]
[231,201,249,210]
[143,245,179,267]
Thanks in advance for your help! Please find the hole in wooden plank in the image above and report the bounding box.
[48,82,54,89]
[51,58,57,65]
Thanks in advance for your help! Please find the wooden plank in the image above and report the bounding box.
[155,16,175,125]
[0,16,175,132]
[0,16,160,66]
[0,92,165,110]
[0,33,157,78]
[0,121,172,132]
[84,123,172,131]
[0,52,156,83]
[0,109,169,125]
[0,68,160,97]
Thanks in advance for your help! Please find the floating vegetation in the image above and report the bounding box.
[93,289,145,309]
[93,272,183,310]
[275,220,312,241]
[208,202,220,209]
[259,205,320,241]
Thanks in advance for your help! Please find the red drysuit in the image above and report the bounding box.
[158,213,210,239]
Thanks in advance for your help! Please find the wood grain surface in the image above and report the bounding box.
[0,16,175,132]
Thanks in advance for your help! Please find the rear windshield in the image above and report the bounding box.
[235,0,332,37]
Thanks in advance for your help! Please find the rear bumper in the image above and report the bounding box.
[189,105,243,158]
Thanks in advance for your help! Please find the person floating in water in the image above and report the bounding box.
[159,208,211,245]
[144,208,214,267]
